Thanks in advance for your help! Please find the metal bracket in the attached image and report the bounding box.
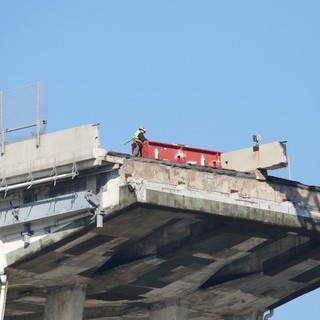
[0,129,5,157]
[50,165,58,186]
[27,164,34,189]
[21,223,34,248]
[85,191,105,228]
[263,310,274,320]
[0,178,7,198]
[71,162,79,179]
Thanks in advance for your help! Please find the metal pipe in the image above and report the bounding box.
[5,123,37,133]
[0,172,75,193]
[36,82,41,148]
[0,241,7,320]
[36,81,40,126]
[0,241,5,275]
[264,310,274,320]
[1,129,4,156]
[4,120,46,133]
[0,275,7,320]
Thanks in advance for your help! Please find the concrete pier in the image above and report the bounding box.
[44,284,86,320]
[150,299,189,320]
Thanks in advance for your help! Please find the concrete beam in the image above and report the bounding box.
[0,124,105,183]
[221,141,287,171]
[43,284,87,320]
[150,299,190,320]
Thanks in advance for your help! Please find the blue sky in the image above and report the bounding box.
[1,1,320,319]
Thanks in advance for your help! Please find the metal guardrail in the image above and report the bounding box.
[0,81,47,155]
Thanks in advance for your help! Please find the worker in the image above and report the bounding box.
[132,127,147,156]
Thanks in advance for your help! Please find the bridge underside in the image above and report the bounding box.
[4,187,320,319]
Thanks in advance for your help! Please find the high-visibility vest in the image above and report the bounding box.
[133,129,143,143]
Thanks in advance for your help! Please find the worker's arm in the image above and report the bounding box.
[138,132,147,142]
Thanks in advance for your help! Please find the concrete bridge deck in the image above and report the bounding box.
[1,125,320,320]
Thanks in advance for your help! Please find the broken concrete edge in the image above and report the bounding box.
[107,151,252,178]
[107,183,320,236]
[107,151,320,191]
[143,189,320,232]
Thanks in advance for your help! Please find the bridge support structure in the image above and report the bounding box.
[150,299,190,320]
[43,284,87,320]
[1,125,320,320]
